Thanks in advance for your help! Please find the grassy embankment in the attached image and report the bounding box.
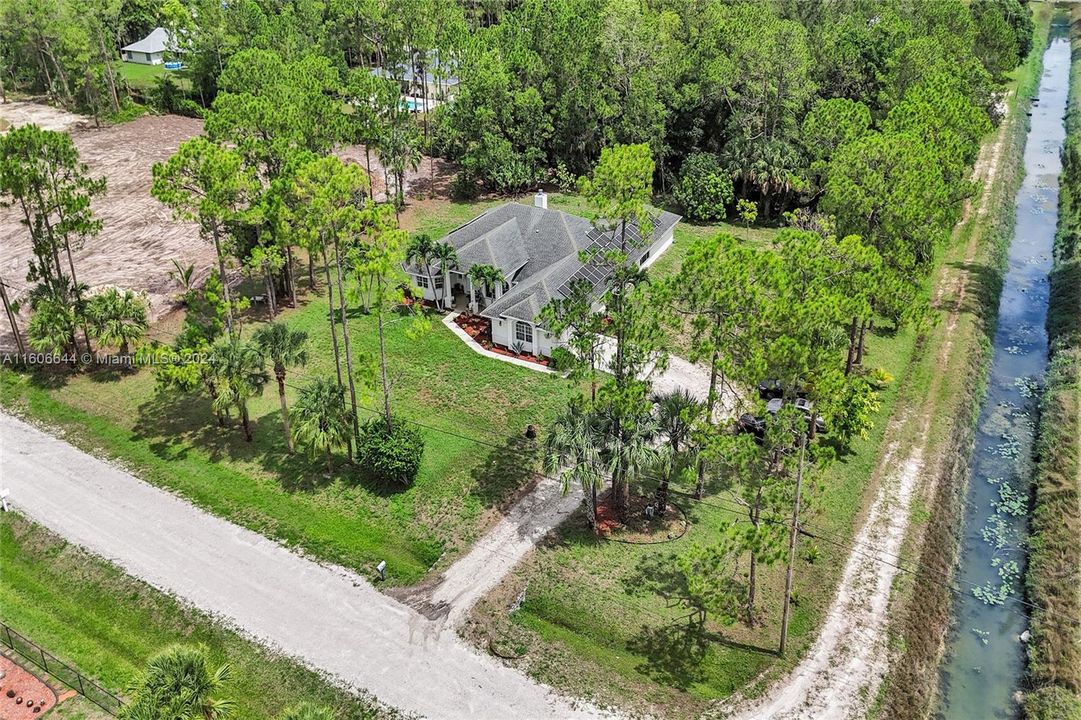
[1022,6,1081,719]
[877,5,1055,718]
[0,513,390,719]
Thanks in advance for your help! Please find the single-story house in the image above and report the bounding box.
[408,192,679,358]
[121,27,179,65]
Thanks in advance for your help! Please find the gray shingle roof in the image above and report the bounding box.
[455,218,529,276]
[472,205,681,324]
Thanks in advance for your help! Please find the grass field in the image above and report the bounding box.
[0,293,582,585]
[117,61,192,92]
[0,513,388,719]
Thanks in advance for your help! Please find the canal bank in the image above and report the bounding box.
[1022,6,1081,719]
[936,12,1071,720]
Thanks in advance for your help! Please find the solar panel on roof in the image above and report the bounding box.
[554,215,659,297]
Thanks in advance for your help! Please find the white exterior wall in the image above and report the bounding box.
[491,317,565,358]
[638,224,676,270]
[124,50,163,65]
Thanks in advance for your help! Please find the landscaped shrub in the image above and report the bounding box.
[673,152,733,221]
[548,346,576,372]
[355,416,425,487]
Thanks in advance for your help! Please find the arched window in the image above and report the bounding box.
[515,322,533,345]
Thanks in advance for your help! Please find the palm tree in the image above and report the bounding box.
[431,241,458,309]
[276,703,335,720]
[208,337,269,442]
[406,233,435,302]
[86,287,150,356]
[120,645,234,720]
[26,291,78,355]
[654,389,702,454]
[253,322,309,453]
[545,402,605,531]
[652,389,703,515]
[467,263,505,309]
[291,377,353,474]
[605,409,659,514]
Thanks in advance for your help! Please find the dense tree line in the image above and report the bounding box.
[3,0,1030,203]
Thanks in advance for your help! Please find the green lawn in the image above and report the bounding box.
[0,513,389,719]
[117,61,192,92]
[0,295,581,585]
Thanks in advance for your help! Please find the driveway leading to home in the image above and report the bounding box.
[0,412,612,720]
[408,477,583,627]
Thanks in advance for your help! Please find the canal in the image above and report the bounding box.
[936,14,1070,720]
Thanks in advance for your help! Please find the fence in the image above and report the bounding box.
[0,621,124,715]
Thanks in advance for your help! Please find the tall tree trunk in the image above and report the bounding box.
[277,372,294,453]
[212,226,235,336]
[696,327,723,499]
[378,300,392,430]
[286,245,297,307]
[241,402,253,441]
[320,245,345,391]
[845,316,858,376]
[0,276,26,355]
[333,237,361,444]
[263,261,277,317]
[855,318,868,366]
[97,28,121,114]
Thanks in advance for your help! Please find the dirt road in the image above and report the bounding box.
[0,411,614,720]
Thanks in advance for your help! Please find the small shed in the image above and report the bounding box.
[121,28,172,65]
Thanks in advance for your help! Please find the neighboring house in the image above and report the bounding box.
[370,61,460,104]
[120,27,178,65]
[409,192,679,358]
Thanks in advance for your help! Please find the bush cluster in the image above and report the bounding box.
[355,416,425,487]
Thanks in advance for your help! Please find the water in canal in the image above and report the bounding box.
[936,16,1070,720]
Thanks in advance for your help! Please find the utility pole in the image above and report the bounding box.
[0,277,26,355]
[779,430,807,656]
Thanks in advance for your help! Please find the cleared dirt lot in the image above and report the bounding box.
[0,105,210,351]
[0,102,457,351]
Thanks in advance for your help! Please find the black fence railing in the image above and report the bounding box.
[0,621,124,715]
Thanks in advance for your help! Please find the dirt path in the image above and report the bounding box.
[0,411,616,720]
[396,477,585,627]
[719,90,1014,720]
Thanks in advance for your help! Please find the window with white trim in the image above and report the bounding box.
[416,274,429,288]
[515,321,533,345]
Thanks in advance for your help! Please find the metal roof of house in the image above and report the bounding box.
[121,27,174,54]
[472,206,681,324]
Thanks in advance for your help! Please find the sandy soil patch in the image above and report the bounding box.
[0,111,209,351]
[0,100,89,134]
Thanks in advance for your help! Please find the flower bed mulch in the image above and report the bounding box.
[0,655,58,719]
[594,493,687,543]
[453,313,552,368]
